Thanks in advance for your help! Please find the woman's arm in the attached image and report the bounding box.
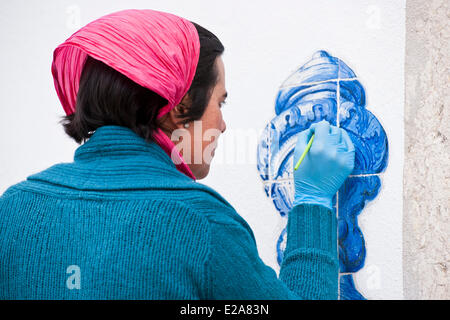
[279,203,338,299]
[204,203,337,300]
[203,120,354,299]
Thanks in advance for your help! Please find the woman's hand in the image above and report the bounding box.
[293,120,355,210]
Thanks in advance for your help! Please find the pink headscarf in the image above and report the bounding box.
[51,9,199,180]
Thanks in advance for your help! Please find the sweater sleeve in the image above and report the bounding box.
[204,203,338,300]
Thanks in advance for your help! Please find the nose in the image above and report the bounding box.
[221,119,227,133]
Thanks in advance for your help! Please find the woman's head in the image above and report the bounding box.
[157,22,227,179]
[61,21,226,179]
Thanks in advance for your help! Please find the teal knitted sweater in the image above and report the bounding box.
[0,125,338,299]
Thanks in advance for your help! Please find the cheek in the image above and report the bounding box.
[201,119,222,152]
[193,106,223,151]
[202,110,222,133]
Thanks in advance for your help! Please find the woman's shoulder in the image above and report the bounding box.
[178,182,254,235]
[0,184,23,199]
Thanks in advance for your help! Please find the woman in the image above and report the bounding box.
[0,9,354,299]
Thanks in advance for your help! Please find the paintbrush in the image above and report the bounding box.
[294,133,315,170]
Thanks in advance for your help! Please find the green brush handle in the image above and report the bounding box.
[294,133,315,170]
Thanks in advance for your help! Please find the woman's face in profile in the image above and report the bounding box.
[166,56,227,180]
[188,56,227,179]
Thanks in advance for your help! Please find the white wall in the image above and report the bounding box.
[0,0,405,299]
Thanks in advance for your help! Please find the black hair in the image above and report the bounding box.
[60,22,225,144]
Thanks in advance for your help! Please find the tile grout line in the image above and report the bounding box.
[338,274,342,300]
[337,75,341,128]
[268,123,271,192]
[278,77,358,90]
[336,190,340,297]
[267,123,279,272]
[336,68,340,298]
[262,172,383,186]
[349,173,381,177]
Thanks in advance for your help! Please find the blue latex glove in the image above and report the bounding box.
[293,120,355,210]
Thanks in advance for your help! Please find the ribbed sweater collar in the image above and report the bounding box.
[26,125,196,192]
[73,125,174,165]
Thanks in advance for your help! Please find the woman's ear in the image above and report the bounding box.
[158,94,192,133]
[166,105,184,129]
[171,94,192,128]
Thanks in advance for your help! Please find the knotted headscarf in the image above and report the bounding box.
[51,9,200,180]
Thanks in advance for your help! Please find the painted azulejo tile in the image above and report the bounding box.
[256,50,389,300]
[339,274,365,300]
[338,175,381,273]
